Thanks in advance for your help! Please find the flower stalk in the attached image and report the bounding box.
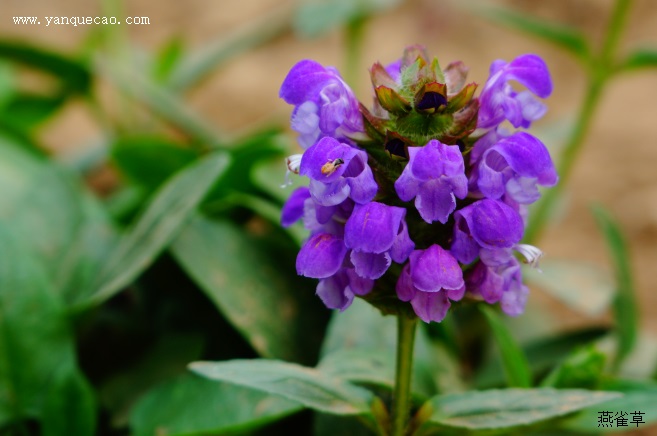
[391,314,417,436]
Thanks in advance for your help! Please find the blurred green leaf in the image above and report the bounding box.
[480,305,532,388]
[482,8,590,60]
[319,299,464,398]
[152,37,184,82]
[0,136,117,304]
[541,345,606,390]
[42,367,96,436]
[190,360,374,416]
[0,40,91,93]
[592,206,637,371]
[475,326,610,389]
[171,215,320,362]
[204,129,288,204]
[0,229,78,427]
[619,47,657,70]
[294,0,401,38]
[99,334,204,427]
[130,373,302,436]
[563,379,657,433]
[524,259,614,316]
[168,6,293,91]
[419,388,622,433]
[110,136,199,192]
[77,152,229,309]
[1,92,66,128]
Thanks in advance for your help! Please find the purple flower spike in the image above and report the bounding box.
[300,137,378,207]
[475,132,558,203]
[451,199,524,264]
[316,267,374,311]
[395,140,468,224]
[280,60,364,148]
[296,233,348,279]
[478,54,552,129]
[344,202,415,279]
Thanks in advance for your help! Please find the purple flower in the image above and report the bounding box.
[478,54,552,129]
[395,245,465,322]
[394,140,468,224]
[296,233,348,279]
[466,259,528,316]
[281,187,310,227]
[300,137,378,207]
[451,199,524,265]
[344,202,414,279]
[470,131,558,204]
[316,267,374,311]
[280,60,364,148]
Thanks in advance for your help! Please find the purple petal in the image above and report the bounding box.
[394,163,420,202]
[345,268,374,296]
[308,178,350,207]
[350,251,391,280]
[299,137,356,182]
[296,233,347,278]
[415,179,457,224]
[410,291,451,323]
[451,214,480,264]
[501,282,529,316]
[279,60,335,104]
[466,199,524,249]
[409,141,445,181]
[344,152,378,204]
[395,263,416,301]
[281,187,310,227]
[390,219,415,263]
[344,202,405,253]
[504,54,553,98]
[410,245,464,293]
[490,132,558,187]
[316,270,354,311]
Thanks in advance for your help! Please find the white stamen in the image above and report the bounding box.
[281,154,303,188]
[514,243,543,271]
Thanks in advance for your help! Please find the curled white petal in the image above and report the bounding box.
[515,243,543,271]
[281,154,303,188]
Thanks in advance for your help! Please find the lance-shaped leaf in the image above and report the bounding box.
[418,388,622,432]
[620,47,657,70]
[190,360,374,416]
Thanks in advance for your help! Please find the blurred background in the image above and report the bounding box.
[2,0,657,434]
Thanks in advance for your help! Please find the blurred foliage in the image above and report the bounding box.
[1,0,656,434]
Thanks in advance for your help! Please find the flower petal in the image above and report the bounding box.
[344,202,405,253]
[296,233,347,278]
[410,291,451,323]
[415,179,457,224]
[410,245,464,293]
[281,187,310,227]
[350,250,391,280]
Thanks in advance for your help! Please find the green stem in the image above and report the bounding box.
[524,0,633,243]
[344,16,367,95]
[391,314,417,436]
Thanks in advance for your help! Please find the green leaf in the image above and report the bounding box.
[76,152,230,309]
[42,368,96,436]
[0,136,117,304]
[1,92,66,128]
[475,327,610,389]
[480,306,532,388]
[619,47,657,70]
[99,334,205,427]
[294,0,402,38]
[190,359,374,416]
[482,8,590,60]
[524,259,614,316]
[171,215,323,362]
[540,345,606,390]
[0,40,91,94]
[152,37,184,82]
[562,379,657,432]
[592,206,637,371]
[130,373,302,436]
[319,299,464,398]
[419,388,622,432]
[110,136,199,192]
[0,229,78,426]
